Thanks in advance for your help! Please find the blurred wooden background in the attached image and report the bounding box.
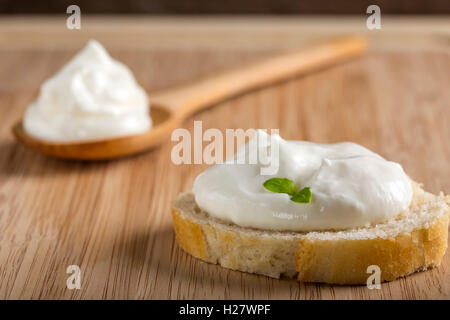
[1,0,449,14]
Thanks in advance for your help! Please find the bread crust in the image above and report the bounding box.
[295,214,449,284]
[172,188,449,285]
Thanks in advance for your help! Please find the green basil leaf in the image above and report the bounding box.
[263,178,298,196]
[290,187,312,204]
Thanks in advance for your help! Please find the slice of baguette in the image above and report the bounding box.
[172,183,449,284]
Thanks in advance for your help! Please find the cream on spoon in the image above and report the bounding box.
[23,40,151,142]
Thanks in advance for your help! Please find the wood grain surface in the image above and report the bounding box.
[0,16,449,299]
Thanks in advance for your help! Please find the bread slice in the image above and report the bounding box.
[172,183,449,284]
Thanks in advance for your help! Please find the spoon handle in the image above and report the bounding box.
[151,36,366,118]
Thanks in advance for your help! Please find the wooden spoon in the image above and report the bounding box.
[12,36,366,160]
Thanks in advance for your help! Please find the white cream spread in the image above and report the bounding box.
[24,40,151,141]
[193,131,413,232]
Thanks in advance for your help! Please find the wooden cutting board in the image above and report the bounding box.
[0,16,448,299]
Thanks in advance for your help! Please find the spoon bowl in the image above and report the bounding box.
[12,105,176,160]
[12,37,367,160]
